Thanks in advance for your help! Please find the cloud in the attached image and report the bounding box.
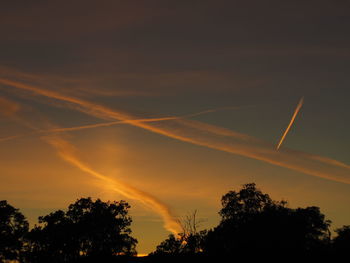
[0,98,183,235]
[0,96,183,235]
[43,135,182,235]
[0,104,251,142]
[0,96,20,116]
[0,134,23,142]
[1,77,350,185]
[0,66,158,99]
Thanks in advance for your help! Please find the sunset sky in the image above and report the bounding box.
[1,0,350,254]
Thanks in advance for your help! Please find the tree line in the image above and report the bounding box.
[1,183,350,262]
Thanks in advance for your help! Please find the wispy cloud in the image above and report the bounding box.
[0,96,20,116]
[43,135,182,235]
[0,96,183,235]
[0,66,158,99]
[0,134,23,142]
[1,77,350,185]
[0,105,251,141]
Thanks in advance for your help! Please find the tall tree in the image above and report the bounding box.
[0,200,29,262]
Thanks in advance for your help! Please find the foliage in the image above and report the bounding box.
[3,183,350,261]
[26,198,137,262]
[333,225,350,254]
[153,183,333,258]
[0,200,29,262]
[151,210,207,256]
[151,234,182,255]
[205,183,331,256]
[219,183,276,220]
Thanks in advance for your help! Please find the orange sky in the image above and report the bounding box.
[1,0,350,254]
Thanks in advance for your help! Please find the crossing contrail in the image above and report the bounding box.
[276,97,304,150]
[0,104,250,142]
[1,77,350,184]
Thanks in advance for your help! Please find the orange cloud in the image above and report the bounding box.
[0,96,20,116]
[1,77,350,185]
[0,104,250,142]
[43,135,182,235]
[0,97,183,235]
[0,66,159,98]
[0,134,23,142]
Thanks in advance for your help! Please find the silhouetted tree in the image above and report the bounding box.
[151,210,207,256]
[204,183,331,257]
[151,234,182,256]
[25,210,77,263]
[333,225,350,255]
[26,198,137,263]
[0,200,29,262]
[178,210,206,254]
[219,183,276,221]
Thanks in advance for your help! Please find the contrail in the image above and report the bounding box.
[43,135,182,235]
[0,134,23,142]
[276,97,304,150]
[1,78,350,184]
[0,105,250,141]
[40,106,249,133]
[0,102,183,235]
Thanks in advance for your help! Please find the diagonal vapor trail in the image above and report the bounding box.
[0,105,251,142]
[0,134,23,142]
[1,78,350,184]
[44,135,182,235]
[276,97,304,150]
[4,108,183,235]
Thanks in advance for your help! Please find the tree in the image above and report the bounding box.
[151,210,207,256]
[178,210,206,254]
[0,200,29,262]
[26,197,137,262]
[333,225,350,254]
[26,210,77,263]
[204,183,331,257]
[292,206,331,251]
[219,183,276,221]
[151,234,182,256]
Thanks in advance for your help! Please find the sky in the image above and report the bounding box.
[0,0,350,254]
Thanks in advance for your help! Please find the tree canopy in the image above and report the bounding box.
[1,184,350,262]
[26,198,137,263]
[333,225,350,255]
[151,183,335,260]
[0,200,29,262]
[204,183,331,257]
[219,183,275,220]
